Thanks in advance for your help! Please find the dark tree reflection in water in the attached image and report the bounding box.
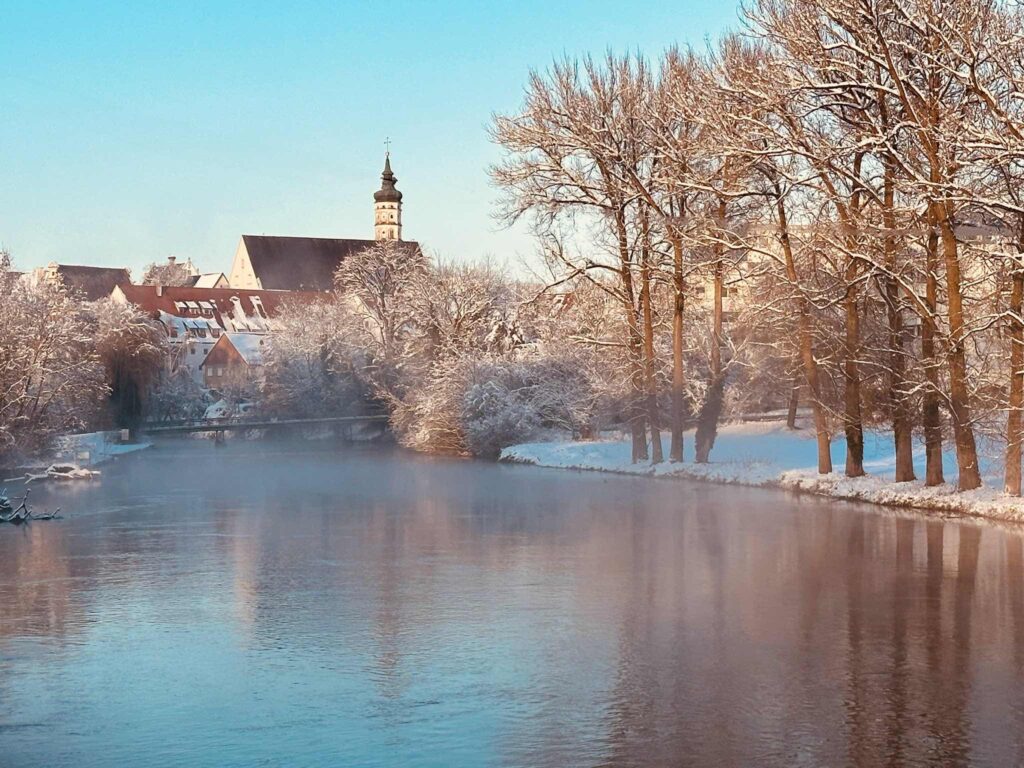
[0,440,1022,767]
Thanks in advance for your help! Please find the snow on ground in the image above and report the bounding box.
[54,431,152,467]
[501,422,1024,524]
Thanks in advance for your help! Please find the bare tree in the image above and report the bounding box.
[491,56,661,462]
[90,298,168,431]
[334,240,429,398]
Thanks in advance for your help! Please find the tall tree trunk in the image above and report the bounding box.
[696,198,728,463]
[614,205,648,464]
[669,232,685,462]
[922,221,945,486]
[882,157,915,482]
[777,186,832,473]
[1006,251,1024,496]
[631,416,648,463]
[641,217,663,464]
[786,372,800,430]
[843,279,866,477]
[935,205,982,491]
[885,275,915,482]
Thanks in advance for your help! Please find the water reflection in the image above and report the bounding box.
[0,441,1023,767]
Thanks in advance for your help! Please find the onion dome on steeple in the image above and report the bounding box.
[374,154,403,203]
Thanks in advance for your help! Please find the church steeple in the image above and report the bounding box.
[374,145,403,241]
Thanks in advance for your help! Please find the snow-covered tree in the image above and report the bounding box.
[334,240,429,398]
[262,298,369,419]
[89,298,168,430]
[141,257,196,287]
[149,349,208,423]
[0,275,105,462]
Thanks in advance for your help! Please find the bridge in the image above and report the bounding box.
[143,414,390,435]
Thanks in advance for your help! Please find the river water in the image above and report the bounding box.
[1,440,1023,767]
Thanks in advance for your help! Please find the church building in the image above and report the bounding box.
[227,154,420,292]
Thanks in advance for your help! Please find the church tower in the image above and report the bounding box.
[374,152,403,241]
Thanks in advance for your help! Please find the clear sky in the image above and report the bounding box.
[0,1,742,277]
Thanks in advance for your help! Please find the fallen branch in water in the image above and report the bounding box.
[19,464,101,484]
[0,488,62,524]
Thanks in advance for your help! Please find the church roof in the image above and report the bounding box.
[241,235,421,291]
[52,264,132,301]
[374,155,403,203]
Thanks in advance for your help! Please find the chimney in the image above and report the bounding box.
[168,255,176,265]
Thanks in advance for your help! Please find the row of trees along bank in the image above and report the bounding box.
[481,0,1024,496]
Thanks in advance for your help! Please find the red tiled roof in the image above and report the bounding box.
[115,284,318,321]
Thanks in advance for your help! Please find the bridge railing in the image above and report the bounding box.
[142,413,390,434]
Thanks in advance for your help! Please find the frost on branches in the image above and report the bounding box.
[0,258,105,462]
[483,0,1024,501]
[0,253,173,464]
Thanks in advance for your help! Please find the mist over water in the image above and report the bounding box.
[1,440,1023,767]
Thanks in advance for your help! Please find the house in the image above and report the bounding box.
[111,284,316,383]
[32,263,132,301]
[193,273,230,288]
[200,332,266,391]
[227,154,420,291]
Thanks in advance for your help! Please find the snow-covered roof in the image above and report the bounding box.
[194,273,227,288]
[116,284,316,333]
[224,332,265,366]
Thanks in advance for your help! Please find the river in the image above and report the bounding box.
[1,440,1023,767]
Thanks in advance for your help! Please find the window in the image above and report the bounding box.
[190,347,196,355]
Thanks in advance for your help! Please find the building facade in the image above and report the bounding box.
[227,154,416,291]
[200,332,266,391]
[111,284,315,384]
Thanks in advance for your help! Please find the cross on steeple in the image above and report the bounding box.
[384,136,392,157]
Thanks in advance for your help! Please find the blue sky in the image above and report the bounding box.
[0,1,742,277]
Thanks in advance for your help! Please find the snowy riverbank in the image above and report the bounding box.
[501,422,1024,523]
[53,431,152,467]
